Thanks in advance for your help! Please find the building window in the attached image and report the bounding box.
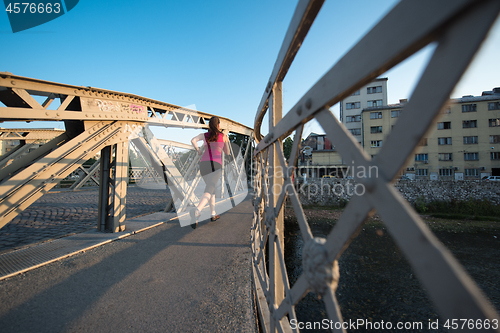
[419,138,428,146]
[463,136,478,144]
[489,118,500,127]
[491,152,500,160]
[346,102,360,109]
[370,112,382,119]
[415,154,428,161]
[346,115,361,122]
[462,104,477,112]
[370,140,382,147]
[351,90,360,96]
[464,152,479,161]
[439,169,453,176]
[488,102,500,110]
[440,107,451,114]
[465,169,479,177]
[462,120,477,128]
[438,153,453,161]
[370,126,382,133]
[367,86,382,94]
[490,135,500,143]
[416,169,428,176]
[437,122,451,130]
[349,128,361,136]
[438,137,452,145]
[391,110,401,118]
[367,100,383,107]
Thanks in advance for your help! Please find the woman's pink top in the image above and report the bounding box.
[201,132,224,165]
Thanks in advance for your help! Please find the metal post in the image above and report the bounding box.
[98,145,112,231]
[269,81,284,323]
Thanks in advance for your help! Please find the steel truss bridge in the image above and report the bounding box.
[251,0,500,332]
[0,72,253,233]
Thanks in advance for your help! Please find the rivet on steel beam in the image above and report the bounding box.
[296,106,302,116]
[56,113,60,117]
[305,98,312,110]
[266,81,272,93]
[45,112,49,116]
[11,80,15,85]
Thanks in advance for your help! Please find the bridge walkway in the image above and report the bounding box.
[0,194,257,333]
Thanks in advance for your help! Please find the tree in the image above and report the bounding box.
[283,137,293,161]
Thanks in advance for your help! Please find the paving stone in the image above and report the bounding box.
[0,186,172,254]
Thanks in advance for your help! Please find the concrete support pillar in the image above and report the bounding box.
[98,145,112,232]
[113,141,128,232]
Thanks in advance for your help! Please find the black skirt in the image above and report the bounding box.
[199,161,222,195]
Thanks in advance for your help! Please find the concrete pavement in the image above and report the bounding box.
[0,194,257,332]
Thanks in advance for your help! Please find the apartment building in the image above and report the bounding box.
[340,78,388,144]
[362,87,500,180]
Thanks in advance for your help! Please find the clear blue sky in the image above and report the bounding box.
[2,0,500,143]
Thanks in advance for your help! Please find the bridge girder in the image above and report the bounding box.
[0,73,253,232]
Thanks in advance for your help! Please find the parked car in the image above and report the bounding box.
[483,176,500,181]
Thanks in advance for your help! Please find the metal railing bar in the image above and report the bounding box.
[287,125,304,170]
[255,258,269,296]
[315,108,371,171]
[273,237,294,323]
[273,143,291,216]
[254,0,324,141]
[287,183,313,243]
[288,274,309,307]
[323,288,346,333]
[253,264,271,333]
[276,236,292,296]
[254,0,481,154]
[324,195,373,262]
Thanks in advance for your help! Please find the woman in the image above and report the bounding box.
[189,116,230,229]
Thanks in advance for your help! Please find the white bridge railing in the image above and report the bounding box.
[251,0,500,332]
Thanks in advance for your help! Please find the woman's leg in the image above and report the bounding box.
[209,194,216,216]
[196,192,212,212]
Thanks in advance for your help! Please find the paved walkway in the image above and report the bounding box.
[0,186,172,254]
[0,194,256,332]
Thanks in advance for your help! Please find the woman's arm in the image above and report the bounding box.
[191,133,205,155]
[222,133,231,155]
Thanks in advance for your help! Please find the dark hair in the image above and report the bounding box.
[207,116,221,142]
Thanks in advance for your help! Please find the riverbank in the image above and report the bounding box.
[284,206,500,332]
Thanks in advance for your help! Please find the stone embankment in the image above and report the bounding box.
[296,179,500,206]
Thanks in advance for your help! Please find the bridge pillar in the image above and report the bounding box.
[98,145,112,232]
[98,142,128,232]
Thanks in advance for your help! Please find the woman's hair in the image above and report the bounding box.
[207,116,221,142]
